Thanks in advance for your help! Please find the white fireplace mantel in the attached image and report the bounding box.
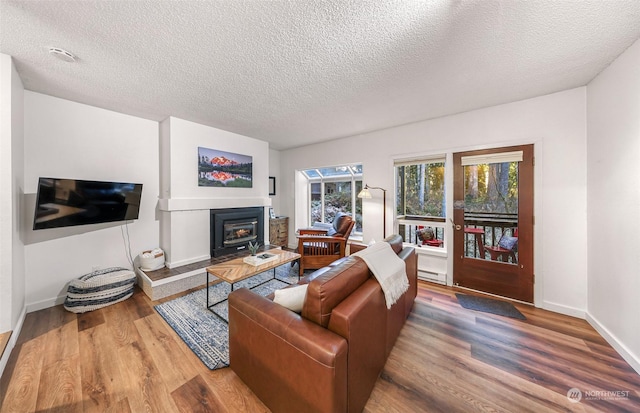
[158,197,272,212]
[159,198,273,268]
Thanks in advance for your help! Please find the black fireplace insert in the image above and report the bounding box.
[210,207,264,257]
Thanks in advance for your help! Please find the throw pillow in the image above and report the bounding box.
[498,236,518,251]
[332,212,345,232]
[273,284,308,313]
[416,227,435,243]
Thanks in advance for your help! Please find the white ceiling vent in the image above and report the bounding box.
[48,47,76,63]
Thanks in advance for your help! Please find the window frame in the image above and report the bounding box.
[301,164,363,235]
[394,156,447,249]
[395,157,446,221]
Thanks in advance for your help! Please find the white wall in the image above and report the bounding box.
[23,92,159,309]
[158,117,271,267]
[0,54,12,333]
[587,38,640,372]
[9,57,25,330]
[161,117,269,200]
[280,88,588,315]
[0,53,25,344]
[269,148,281,215]
[1,53,26,379]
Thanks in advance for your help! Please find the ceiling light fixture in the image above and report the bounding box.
[48,47,76,63]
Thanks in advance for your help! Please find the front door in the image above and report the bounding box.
[452,144,534,303]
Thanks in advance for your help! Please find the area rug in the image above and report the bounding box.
[455,293,526,320]
[155,265,299,370]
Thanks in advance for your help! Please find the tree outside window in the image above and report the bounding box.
[396,161,446,218]
[464,162,518,214]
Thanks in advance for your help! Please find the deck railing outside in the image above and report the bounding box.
[397,217,446,249]
[396,213,518,259]
[464,212,518,259]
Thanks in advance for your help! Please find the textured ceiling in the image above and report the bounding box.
[2,1,640,150]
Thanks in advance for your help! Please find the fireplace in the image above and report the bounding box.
[210,207,264,257]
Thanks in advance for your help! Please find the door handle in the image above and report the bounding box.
[450,218,461,231]
[455,224,462,231]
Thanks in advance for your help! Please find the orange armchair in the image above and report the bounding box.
[296,215,355,276]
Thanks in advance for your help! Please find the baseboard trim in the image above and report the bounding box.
[586,312,640,375]
[454,285,534,307]
[165,254,210,269]
[541,300,586,319]
[26,294,66,313]
[0,305,27,378]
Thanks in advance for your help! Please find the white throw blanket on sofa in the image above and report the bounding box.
[353,241,409,309]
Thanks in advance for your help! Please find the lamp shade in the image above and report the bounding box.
[357,188,372,199]
[358,183,387,238]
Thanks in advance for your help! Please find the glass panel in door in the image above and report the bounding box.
[463,162,519,264]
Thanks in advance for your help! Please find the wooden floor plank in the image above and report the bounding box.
[14,307,54,345]
[199,369,270,413]
[475,316,639,386]
[0,331,11,359]
[116,338,179,413]
[171,374,226,413]
[1,282,639,413]
[133,314,201,392]
[0,336,46,413]
[390,327,576,413]
[35,356,83,413]
[405,321,595,410]
[78,324,126,413]
[125,289,156,320]
[41,306,79,370]
[103,397,132,413]
[77,309,106,332]
[102,298,143,348]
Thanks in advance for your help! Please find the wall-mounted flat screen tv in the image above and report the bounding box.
[33,178,143,230]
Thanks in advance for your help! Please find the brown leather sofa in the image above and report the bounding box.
[228,235,418,413]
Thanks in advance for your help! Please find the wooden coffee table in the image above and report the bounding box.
[205,249,301,315]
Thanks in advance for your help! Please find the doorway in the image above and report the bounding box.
[452,144,534,303]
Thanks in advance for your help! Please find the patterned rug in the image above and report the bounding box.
[155,264,300,370]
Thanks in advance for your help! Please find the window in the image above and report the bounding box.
[301,164,362,233]
[396,159,446,218]
[395,157,446,247]
[460,151,521,214]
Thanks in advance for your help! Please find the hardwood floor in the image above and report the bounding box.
[1,282,639,412]
[0,332,10,360]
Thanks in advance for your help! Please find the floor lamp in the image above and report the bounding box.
[357,184,387,239]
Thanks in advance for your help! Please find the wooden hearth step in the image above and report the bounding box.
[136,245,285,301]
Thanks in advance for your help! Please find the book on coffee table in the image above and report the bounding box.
[243,253,278,266]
